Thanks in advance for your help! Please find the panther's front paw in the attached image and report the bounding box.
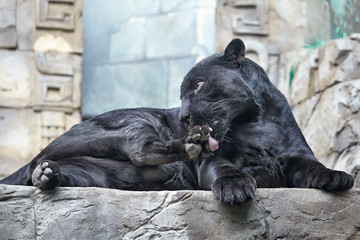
[185,125,214,159]
[309,169,354,191]
[185,143,202,160]
[32,160,61,190]
[211,173,257,205]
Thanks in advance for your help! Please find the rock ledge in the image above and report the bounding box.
[0,185,359,239]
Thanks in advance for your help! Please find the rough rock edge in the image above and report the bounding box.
[0,185,359,240]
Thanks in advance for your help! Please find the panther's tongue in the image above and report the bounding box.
[208,135,219,152]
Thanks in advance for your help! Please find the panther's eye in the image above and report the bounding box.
[193,81,204,94]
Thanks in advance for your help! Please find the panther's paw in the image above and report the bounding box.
[32,160,61,190]
[185,143,202,160]
[211,174,257,205]
[185,125,215,159]
[186,125,212,142]
[309,169,354,191]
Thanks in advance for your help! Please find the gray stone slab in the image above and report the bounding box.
[16,0,34,50]
[0,0,16,28]
[17,0,83,53]
[161,0,216,13]
[0,109,41,179]
[0,50,35,107]
[0,28,17,48]
[146,12,197,59]
[134,0,160,16]
[160,0,197,12]
[110,18,146,62]
[196,9,216,55]
[83,0,133,65]
[0,0,16,48]
[168,57,197,108]
[0,185,359,240]
[82,61,167,118]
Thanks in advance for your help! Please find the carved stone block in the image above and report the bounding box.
[0,109,41,179]
[231,0,268,35]
[36,0,75,31]
[244,40,268,70]
[35,51,80,75]
[0,0,16,29]
[40,110,65,148]
[0,0,17,48]
[0,28,17,48]
[34,74,74,112]
[17,0,83,53]
[0,50,35,107]
[216,0,306,56]
[34,51,82,111]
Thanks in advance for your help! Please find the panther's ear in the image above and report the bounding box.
[223,39,245,66]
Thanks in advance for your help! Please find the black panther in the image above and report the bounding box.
[0,39,353,204]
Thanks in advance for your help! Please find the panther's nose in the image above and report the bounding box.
[179,112,191,125]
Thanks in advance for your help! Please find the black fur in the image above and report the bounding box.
[0,39,354,204]
[1,108,200,191]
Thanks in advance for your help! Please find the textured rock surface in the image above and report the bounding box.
[276,37,360,173]
[216,2,360,176]
[0,185,359,240]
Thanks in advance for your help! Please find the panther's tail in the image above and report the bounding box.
[0,163,31,186]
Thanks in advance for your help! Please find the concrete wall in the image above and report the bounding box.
[82,0,216,118]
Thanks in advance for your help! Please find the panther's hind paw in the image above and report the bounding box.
[32,160,61,190]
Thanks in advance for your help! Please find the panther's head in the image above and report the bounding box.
[179,39,261,144]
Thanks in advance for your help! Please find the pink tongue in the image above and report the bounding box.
[208,136,219,152]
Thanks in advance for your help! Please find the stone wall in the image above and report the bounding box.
[1,185,359,239]
[216,0,360,174]
[82,0,216,118]
[216,0,309,86]
[277,36,360,173]
[0,0,82,179]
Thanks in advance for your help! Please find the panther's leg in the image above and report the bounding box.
[130,125,214,166]
[30,157,195,191]
[279,156,354,191]
[196,157,256,205]
[31,158,110,190]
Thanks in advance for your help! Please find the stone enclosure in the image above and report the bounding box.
[1,1,360,239]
